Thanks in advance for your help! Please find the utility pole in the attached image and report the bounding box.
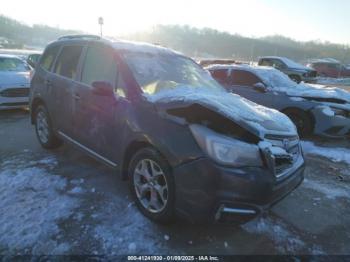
[98,17,104,37]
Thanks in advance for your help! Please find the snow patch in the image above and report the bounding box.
[243,217,305,253]
[301,141,350,165]
[303,179,350,200]
[0,156,79,254]
[94,201,166,254]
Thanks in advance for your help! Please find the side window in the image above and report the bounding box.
[40,46,60,71]
[210,69,229,84]
[260,59,272,66]
[54,46,83,79]
[81,45,117,88]
[271,59,286,69]
[231,70,261,86]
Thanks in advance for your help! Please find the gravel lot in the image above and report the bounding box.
[0,109,349,255]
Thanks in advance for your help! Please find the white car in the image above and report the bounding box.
[0,54,32,109]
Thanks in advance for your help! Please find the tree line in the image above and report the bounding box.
[1,15,349,63]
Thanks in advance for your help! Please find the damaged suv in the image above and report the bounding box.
[30,35,304,224]
[208,64,350,138]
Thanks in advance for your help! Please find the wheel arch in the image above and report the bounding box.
[121,140,170,180]
[282,107,316,132]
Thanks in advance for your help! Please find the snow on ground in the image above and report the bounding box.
[301,141,350,166]
[317,78,350,86]
[93,198,167,255]
[302,179,350,200]
[242,216,324,254]
[243,217,304,253]
[0,153,80,254]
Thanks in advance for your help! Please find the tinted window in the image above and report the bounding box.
[260,59,272,66]
[271,59,286,69]
[231,70,261,86]
[40,46,60,71]
[210,69,229,84]
[81,45,117,87]
[54,46,83,79]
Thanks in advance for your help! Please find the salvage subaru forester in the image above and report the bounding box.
[30,35,305,223]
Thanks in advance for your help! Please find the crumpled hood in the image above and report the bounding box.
[145,86,297,138]
[283,83,350,103]
[0,71,30,88]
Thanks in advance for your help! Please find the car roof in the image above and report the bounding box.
[52,35,180,56]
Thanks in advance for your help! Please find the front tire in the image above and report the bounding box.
[284,109,313,137]
[34,105,62,149]
[128,147,175,224]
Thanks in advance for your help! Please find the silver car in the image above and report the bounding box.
[0,54,31,109]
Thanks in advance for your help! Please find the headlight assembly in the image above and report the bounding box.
[189,124,263,167]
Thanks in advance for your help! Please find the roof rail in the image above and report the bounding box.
[58,34,101,41]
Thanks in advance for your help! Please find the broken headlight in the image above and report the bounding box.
[190,124,263,167]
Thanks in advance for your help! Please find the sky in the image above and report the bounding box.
[1,0,350,44]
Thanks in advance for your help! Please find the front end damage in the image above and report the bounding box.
[300,96,350,138]
[157,101,305,223]
[311,105,350,138]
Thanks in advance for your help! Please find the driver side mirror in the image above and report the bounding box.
[91,81,114,97]
[253,82,267,92]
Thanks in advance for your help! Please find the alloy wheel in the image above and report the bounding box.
[133,159,168,213]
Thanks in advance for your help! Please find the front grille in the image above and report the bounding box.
[263,136,301,180]
[0,88,30,97]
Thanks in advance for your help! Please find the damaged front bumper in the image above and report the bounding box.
[173,154,305,224]
[312,106,350,138]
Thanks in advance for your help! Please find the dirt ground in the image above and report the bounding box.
[0,109,349,256]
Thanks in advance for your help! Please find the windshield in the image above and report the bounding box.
[0,57,31,72]
[123,52,225,95]
[257,68,298,89]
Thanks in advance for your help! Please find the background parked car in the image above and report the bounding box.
[258,56,317,84]
[207,64,350,138]
[307,60,350,78]
[0,48,42,68]
[0,54,32,109]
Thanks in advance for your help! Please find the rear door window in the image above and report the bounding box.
[54,46,83,79]
[210,69,229,84]
[231,70,261,86]
[40,46,60,71]
[81,45,117,88]
[260,59,272,66]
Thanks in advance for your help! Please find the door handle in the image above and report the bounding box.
[73,93,81,100]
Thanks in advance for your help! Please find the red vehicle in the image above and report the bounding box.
[307,61,350,78]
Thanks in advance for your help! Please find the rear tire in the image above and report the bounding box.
[34,105,63,149]
[283,109,313,137]
[128,147,175,224]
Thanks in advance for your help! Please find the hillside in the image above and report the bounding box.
[1,15,349,63]
[0,15,81,49]
[122,25,350,63]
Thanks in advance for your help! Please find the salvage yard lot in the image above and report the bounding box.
[0,109,349,255]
